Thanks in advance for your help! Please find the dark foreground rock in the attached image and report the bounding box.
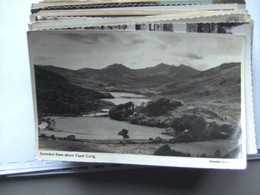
[154,144,191,157]
[154,145,239,158]
[165,114,236,141]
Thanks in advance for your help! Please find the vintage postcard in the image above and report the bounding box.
[31,0,245,15]
[28,30,246,169]
[31,4,240,22]
[29,10,250,30]
[80,22,256,155]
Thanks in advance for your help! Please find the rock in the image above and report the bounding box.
[212,149,221,158]
[171,114,207,139]
[200,153,207,158]
[66,135,76,141]
[154,144,171,155]
[39,134,48,139]
[177,129,193,142]
[154,144,191,157]
[219,124,235,136]
[153,136,163,144]
[204,122,234,140]
[222,146,240,158]
[170,149,191,157]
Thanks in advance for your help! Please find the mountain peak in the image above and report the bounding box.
[155,63,171,68]
[178,64,188,68]
[104,63,130,70]
[177,64,201,72]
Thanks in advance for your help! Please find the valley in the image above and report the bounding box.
[35,62,242,157]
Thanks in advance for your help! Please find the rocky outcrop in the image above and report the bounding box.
[109,99,238,142]
[171,114,207,138]
[138,98,183,117]
[154,144,191,157]
[163,114,236,141]
[109,98,183,126]
[129,116,168,128]
[109,102,135,121]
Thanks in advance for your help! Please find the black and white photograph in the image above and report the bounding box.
[28,30,246,168]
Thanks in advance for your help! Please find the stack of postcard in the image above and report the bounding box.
[27,0,257,170]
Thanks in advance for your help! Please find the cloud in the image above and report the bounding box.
[185,53,203,60]
[60,32,116,45]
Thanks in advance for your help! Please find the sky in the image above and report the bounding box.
[28,30,245,71]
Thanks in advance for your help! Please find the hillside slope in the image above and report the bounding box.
[34,65,113,116]
[159,62,241,101]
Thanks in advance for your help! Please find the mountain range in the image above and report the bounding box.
[36,63,201,89]
[34,62,241,103]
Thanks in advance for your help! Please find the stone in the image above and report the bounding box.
[154,144,172,155]
[154,144,191,157]
[66,135,76,141]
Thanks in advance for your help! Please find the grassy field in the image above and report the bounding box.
[39,138,240,158]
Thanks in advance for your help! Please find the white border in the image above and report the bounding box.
[28,31,247,169]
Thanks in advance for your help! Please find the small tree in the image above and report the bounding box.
[118,129,129,145]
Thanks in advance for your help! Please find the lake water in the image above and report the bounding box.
[50,116,170,140]
[44,92,170,140]
[103,92,150,106]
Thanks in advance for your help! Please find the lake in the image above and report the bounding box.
[42,92,170,140]
[102,92,150,106]
[48,116,171,140]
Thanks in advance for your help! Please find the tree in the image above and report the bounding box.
[118,129,130,145]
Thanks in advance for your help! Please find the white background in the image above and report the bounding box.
[0,0,259,174]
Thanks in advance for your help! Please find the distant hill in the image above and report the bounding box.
[34,66,113,116]
[78,63,200,87]
[159,62,241,100]
[34,62,241,103]
[35,63,201,90]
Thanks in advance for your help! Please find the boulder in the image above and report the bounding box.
[212,149,221,158]
[154,144,191,157]
[153,136,163,144]
[200,153,207,158]
[177,129,193,142]
[203,122,234,140]
[154,144,171,155]
[66,135,76,141]
[39,134,48,139]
